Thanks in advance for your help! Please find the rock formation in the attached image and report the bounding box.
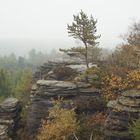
[27,57,104,136]
[104,90,140,140]
[0,98,21,140]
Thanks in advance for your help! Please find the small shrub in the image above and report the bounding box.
[77,112,106,140]
[37,100,79,140]
[129,117,140,140]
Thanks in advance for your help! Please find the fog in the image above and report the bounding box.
[0,39,75,57]
[0,0,140,56]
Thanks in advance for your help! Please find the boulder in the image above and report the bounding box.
[0,98,21,140]
[104,90,140,140]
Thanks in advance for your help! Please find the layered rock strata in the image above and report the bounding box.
[27,56,103,136]
[33,59,96,81]
[33,60,83,81]
[27,79,103,135]
[0,98,21,140]
[104,90,140,140]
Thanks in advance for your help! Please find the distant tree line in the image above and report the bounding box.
[0,48,61,100]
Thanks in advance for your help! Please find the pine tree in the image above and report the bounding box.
[67,10,100,68]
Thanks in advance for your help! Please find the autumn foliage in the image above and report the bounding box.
[37,101,79,140]
[101,68,140,101]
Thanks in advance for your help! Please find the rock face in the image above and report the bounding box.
[27,59,104,136]
[33,62,78,81]
[33,55,96,81]
[0,98,21,140]
[104,90,140,140]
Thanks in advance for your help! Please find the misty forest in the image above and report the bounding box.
[0,8,140,140]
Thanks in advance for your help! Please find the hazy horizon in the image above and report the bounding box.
[0,0,140,56]
[0,38,76,57]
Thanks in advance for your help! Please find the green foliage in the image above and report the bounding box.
[13,69,32,99]
[129,117,140,140]
[0,53,17,70]
[0,69,11,98]
[0,52,33,99]
[0,53,32,121]
[60,47,86,57]
[67,10,100,68]
[80,66,105,87]
[0,68,32,104]
[67,10,100,46]
[60,46,102,62]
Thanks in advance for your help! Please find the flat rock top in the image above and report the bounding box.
[67,63,97,72]
[79,87,100,94]
[37,80,76,88]
[0,98,19,108]
[107,100,117,108]
[118,96,140,107]
[66,64,87,72]
[122,90,140,98]
[31,84,38,90]
[107,100,140,112]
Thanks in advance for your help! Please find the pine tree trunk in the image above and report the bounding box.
[84,42,89,83]
[84,42,89,69]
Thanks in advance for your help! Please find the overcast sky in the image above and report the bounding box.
[0,0,140,56]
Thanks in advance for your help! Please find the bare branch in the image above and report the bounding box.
[73,133,79,140]
[90,132,93,140]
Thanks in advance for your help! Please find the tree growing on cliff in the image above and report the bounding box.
[67,10,100,68]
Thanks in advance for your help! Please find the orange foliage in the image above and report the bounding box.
[102,69,140,101]
[37,102,79,140]
[126,69,140,89]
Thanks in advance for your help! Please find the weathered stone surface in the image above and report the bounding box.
[118,96,140,107]
[28,83,102,135]
[122,90,140,98]
[37,80,76,88]
[104,90,140,140]
[27,60,102,137]
[0,125,10,140]
[33,59,84,81]
[67,63,97,73]
[0,98,21,140]
[66,64,87,73]
[52,66,77,80]
[33,62,60,81]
